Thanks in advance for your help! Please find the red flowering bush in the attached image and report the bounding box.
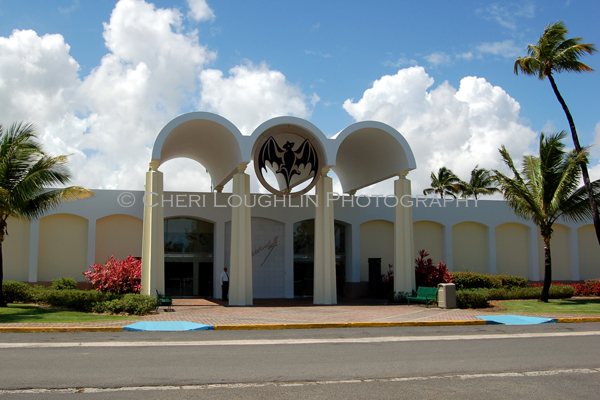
[84,255,142,294]
[415,249,449,288]
[538,279,600,296]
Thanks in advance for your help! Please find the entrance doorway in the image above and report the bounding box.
[164,218,214,297]
[293,219,346,297]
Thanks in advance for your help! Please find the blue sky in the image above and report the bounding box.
[0,0,598,194]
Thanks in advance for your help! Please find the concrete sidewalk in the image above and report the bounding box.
[1,298,599,332]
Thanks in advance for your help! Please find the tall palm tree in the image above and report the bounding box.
[0,122,93,307]
[494,132,600,302]
[459,166,499,200]
[423,167,460,199]
[514,21,600,245]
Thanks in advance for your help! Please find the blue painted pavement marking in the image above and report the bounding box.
[477,315,557,325]
[124,321,214,331]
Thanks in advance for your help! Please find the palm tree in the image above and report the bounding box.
[0,122,93,307]
[494,132,600,302]
[514,21,600,245]
[423,167,460,199]
[459,166,499,200]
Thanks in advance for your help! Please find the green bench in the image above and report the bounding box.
[156,290,173,312]
[407,287,438,308]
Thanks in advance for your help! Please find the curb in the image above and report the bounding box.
[0,327,124,333]
[2,317,599,333]
[555,317,600,323]
[213,321,487,330]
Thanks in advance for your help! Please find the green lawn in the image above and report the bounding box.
[0,304,139,323]
[498,298,600,314]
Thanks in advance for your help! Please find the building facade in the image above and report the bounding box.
[7,113,600,302]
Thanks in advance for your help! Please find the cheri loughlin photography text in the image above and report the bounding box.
[116,192,479,209]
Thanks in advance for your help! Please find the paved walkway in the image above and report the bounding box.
[1,298,599,328]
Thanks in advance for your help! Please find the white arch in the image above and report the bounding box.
[332,121,416,193]
[151,112,249,188]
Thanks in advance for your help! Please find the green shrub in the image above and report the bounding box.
[496,275,529,289]
[463,285,575,303]
[40,289,116,312]
[456,289,489,309]
[2,281,33,303]
[450,272,502,290]
[120,293,157,315]
[51,277,78,291]
[548,285,575,299]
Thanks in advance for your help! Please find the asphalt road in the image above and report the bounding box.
[1,323,599,399]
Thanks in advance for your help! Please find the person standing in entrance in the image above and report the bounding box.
[220,267,229,301]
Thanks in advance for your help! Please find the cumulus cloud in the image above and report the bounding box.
[0,0,315,192]
[186,0,215,22]
[343,66,537,195]
[199,62,314,135]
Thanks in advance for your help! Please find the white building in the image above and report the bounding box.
[6,113,599,303]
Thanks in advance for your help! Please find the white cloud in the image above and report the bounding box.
[457,52,474,60]
[383,57,418,68]
[424,52,452,67]
[199,61,313,135]
[343,66,537,195]
[186,0,215,22]
[0,0,221,191]
[477,40,522,58]
[476,2,535,30]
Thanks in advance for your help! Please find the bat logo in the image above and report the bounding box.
[258,136,319,193]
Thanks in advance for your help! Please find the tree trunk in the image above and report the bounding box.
[0,231,6,307]
[540,235,552,303]
[548,74,600,246]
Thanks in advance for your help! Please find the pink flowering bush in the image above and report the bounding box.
[84,255,142,294]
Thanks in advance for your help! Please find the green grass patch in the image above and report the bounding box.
[0,304,139,323]
[498,298,600,314]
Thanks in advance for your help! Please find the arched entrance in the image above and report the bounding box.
[164,217,214,297]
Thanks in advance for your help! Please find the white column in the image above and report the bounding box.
[487,226,497,275]
[528,226,540,281]
[214,220,225,299]
[28,218,39,282]
[394,172,415,294]
[229,166,252,306]
[443,224,453,271]
[141,161,165,296]
[350,222,361,283]
[284,222,294,298]
[568,227,580,281]
[87,218,96,268]
[314,168,336,305]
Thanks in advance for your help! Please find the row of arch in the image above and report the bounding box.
[6,213,600,284]
[152,112,416,194]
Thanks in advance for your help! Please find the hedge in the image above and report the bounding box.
[1,281,156,315]
[456,285,575,309]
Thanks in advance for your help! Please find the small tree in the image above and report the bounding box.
[0,122,93,307]
[84,255,142,295]
[423,167,461,199]
[414,250,449,288]
[459,165,499,200]
[494,132,600,302]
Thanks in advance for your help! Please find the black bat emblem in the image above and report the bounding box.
[258,136,319,192]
